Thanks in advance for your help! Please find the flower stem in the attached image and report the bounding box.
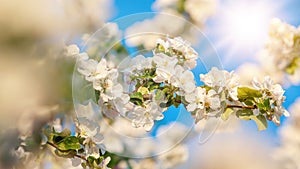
[46,141,87,162]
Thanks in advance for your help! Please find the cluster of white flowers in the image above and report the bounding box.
[156,37,198,69]
[184,67,240,122]
[200,67,240,101]
[79,36,199,131]
[252,76,290,125]
[122,37,199,131]
[77,53,129,118]
[73,101,104,166]
[260,18,300,85]
[78,36,289,133]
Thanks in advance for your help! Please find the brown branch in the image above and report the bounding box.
[46,141,87,162]
[132,80,148,93]
[226,104,257,109]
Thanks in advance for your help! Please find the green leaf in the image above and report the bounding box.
[144,80,154,88]
[53,135,65,144]
[263,98,270,108]
[257,98,271,112]
[244,100,254,106]
[130,92,144,106]
[87,156,96,165]
[237,87,262,101]
[55,149,76,158]
[146,80,160,91]
[250,115,268,131]
[57,136,81,151]
[149,84,160,91]
[162,87,171,94]
[221,108,234,121]
[236,109,254,120]
[130,92,143,101]
[95,90,100,102]
[52,128,72,144]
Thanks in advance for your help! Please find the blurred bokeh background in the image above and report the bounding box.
[1,0,300,168]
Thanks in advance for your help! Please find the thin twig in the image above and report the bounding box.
[132,80,148,93]
[46,141,87,162]
[226,104,257,109]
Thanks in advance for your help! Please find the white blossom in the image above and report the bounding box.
[131,55,153,71]
[153,53,178,83]
[77,57,99,81]
[51,118,63,132]
[156,37,199,69]
[64,44,80,58]
[265,18,299,69]
[252,76,289,125]
[168,37,198,60]
[78,58,113,82]
[185,87,221,123]
[252,77,283,102]
[260,18,300,85]
[77,117,103,145]
[185,87,206,112]
[171,65,196,94]
[77,54,128,115]
[200,67,240,100]
[113,94,130,116]
[76,100,99,120]
[128,102,164,131]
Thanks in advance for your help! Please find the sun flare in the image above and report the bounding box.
[211,0,280,63]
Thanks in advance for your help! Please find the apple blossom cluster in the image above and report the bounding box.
[77,36,289,132]
[261,18,300,85]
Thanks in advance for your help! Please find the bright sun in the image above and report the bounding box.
[226,6,269,43]
[211,0,279,63]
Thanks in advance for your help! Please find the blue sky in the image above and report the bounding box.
[111,0,300,139]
